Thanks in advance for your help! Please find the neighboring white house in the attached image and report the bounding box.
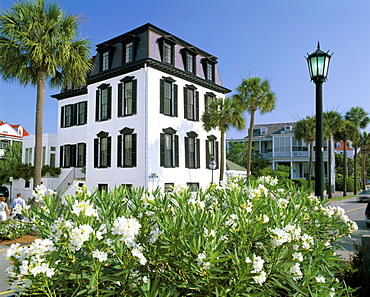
[46,23,229,194]
[226,122,336,191]
[0,120,29,159]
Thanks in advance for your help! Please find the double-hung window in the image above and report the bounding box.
[181,48,197,74]
[94,131,111,168]
[202,58,216,82]
[96,84,112,122]
[125,42,134,63]
[160,77,178,116]
[102,51,109,71]
[159,37,175,65]
[185,131,200,169]
[61,102,87,128]
[184,85,199,121]
[60,143,86,168]
[118,77,137,117]
[204,92,216,111]
[160,128,179,168]
[117,127,137,167]
[206,135,219,169]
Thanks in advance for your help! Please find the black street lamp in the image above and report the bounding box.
[306,42,332,199]
[209,156,217,184]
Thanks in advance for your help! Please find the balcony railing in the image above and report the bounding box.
[274,151,328,158]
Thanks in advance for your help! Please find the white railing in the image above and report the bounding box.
[55,168,85,196]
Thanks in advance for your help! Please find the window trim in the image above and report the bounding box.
[160,77,178,117]
[117,127,137,168]
[160,127,179,168]
[96,84,112,122]
[159,36,176,65]
[185,131,200,169]
[118,76,137,117]
[206,135,219,169]
[184,84,199,121]
[94,131,112,168]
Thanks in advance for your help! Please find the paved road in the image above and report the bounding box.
[329,195,370,260]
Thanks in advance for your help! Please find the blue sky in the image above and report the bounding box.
[0,0,369,139]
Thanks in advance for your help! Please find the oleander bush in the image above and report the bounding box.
[0,219,32,240]
[6,177,357,296]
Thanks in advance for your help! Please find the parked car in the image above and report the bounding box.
[365,201,370,228]
[357,190,370,202]
[0,185,9,201]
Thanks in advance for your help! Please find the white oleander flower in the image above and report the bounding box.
[112,217,141,246]
[315,275,326,283]
[292,252,303,262]
[253,271,267,285]
[92,250,108,262]
[290,263,303,280]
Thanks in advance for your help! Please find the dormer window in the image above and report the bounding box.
[125,42,134,63]
[102,52,109,71]
[159,36,176,65]
[181,47,197,74]
[97,44,115,72]
[202,57,216,82]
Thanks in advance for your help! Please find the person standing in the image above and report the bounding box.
[10,193,26,221]
[0,196,10,221]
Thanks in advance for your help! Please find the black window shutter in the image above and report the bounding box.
[83,102,88,125]
[132,80,137,115]
[71,104,77,126]
[215,141,219,169]
[107,87,112,120]
[132,134,137,167]
[107,136,112,167]
[118,83,123,117]
[94,138,99,168]
[117,135,122,167]
[195,91,199,121]
[196,139,200,168]
[205,140,210,168]
[61,106,65,128]
[174,135,179,167]
[60,146,64,168]
[160,79,164,114]
[95,90,100,122]
[70,145,77,167]
[184,137,189,168]
[173,84,178,117]
[82,143,87,167]
[183,87,187,119]
[160,133,165,166]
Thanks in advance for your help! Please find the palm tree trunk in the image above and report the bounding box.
[361,154,366,190]
[33,71,46,188]
[328,136,333,198]
[343,141,347,197]
[247,110,255,179]
[219,131,225,183]
[308,141,314,190]
[354,143,358,195]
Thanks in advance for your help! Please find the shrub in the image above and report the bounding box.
[336,177,360,192]
[6,178,357,296]
[0,219,32,240]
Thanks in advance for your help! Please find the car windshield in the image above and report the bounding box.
[361,190,370,194]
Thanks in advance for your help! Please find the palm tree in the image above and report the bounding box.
[323,111,343,198]
[345,107,370,194]
[334,120,356,197]
[359,132,370,190]
[294,116,316,190]
[202,97,245,183]
[0,0,92,187]
[234,77,276,178]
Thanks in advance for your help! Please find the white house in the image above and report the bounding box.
[48,23,229,194]
[226,122,336,191]
[0,120,29,159]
